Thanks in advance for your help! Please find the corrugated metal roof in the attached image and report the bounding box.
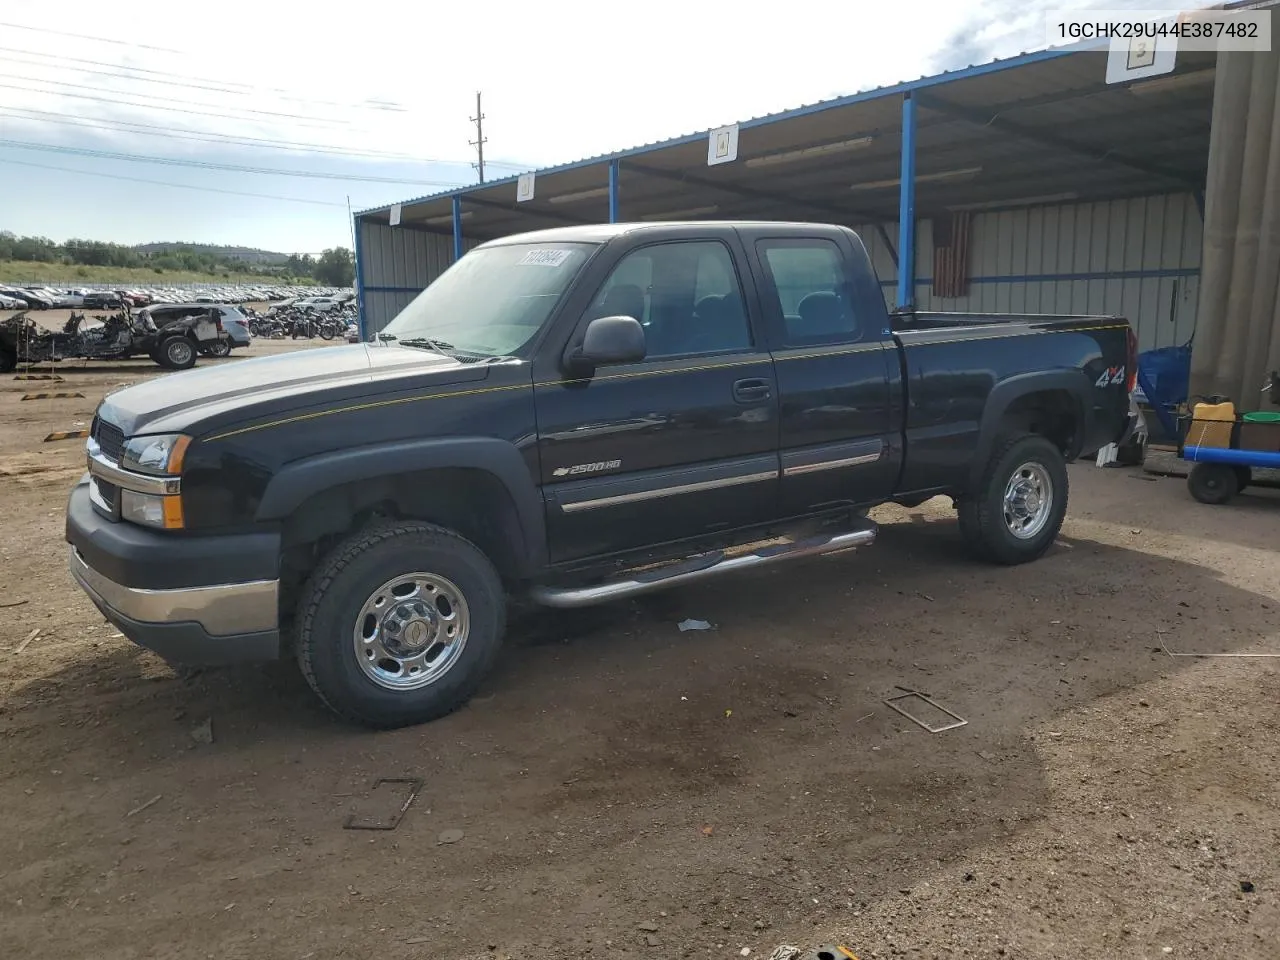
[359,42,1217,239]
[356,45,1082,218]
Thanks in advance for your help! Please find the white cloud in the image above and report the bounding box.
[0,0,1194,247]
[3,0,1021,171]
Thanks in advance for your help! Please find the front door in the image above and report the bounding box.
[535,237,780,564]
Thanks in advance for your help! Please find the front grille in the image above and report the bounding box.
[94,418,125,462]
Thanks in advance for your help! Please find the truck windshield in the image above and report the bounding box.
[379,242,595,358]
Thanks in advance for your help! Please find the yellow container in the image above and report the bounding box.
[1187,401,1236,448]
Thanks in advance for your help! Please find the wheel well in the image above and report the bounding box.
[277,468,526,626]
[998,389,1079,455]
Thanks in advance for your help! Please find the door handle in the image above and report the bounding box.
[733,377,772,403]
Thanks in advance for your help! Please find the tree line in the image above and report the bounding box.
[0,231,354,286]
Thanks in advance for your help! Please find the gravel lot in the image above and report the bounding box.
[1,335,1277,960]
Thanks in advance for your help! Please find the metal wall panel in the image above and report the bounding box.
[856,193,1201,352]
[356,220,478,334]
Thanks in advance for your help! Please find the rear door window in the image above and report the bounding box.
[755,239,862,346]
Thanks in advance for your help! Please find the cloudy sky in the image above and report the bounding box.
[1,0,1167,252]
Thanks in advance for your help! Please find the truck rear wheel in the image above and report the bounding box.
[295,520,506,728]
[958,434,1068,565]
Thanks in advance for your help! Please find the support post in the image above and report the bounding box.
[896,93,917,310]
[452,196,464,262]
[353,214,368,341]
[608,159,620,224]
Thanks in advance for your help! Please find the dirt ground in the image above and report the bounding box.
[1,334,1278,960]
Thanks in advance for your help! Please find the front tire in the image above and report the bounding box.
[295,520,506,728]
[958,434,1069,565]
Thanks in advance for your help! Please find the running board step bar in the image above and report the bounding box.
[530,521,877,609]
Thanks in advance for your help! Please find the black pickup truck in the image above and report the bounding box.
[66,222,1137,727]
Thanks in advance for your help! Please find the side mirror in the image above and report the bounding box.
[575,315,647,368]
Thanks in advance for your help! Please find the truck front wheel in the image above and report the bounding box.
[295,520,506,728]
[958,434,1069,565]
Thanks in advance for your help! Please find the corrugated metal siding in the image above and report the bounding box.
[356,220,478,334]
[858,193,1202,352]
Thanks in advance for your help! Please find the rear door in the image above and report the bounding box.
[535,235,780,564]
[745,228,901,517]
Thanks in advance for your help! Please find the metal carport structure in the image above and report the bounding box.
[355,43,1218,360]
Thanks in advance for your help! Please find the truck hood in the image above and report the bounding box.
[97,343,483,436]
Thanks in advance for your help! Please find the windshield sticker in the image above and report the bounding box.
[519,249,572,267]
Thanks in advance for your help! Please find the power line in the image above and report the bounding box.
[0,107,534,169]
[0,72,353,127]
[0,20,185,53]
[0,108,421,161]
[0,80,354,130]
[0,156,350,206]
[0,138,468,185]
[0,46,409,113]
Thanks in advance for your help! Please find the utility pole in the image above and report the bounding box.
[469,92,487,183]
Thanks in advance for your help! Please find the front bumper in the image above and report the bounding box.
[67,480,282,665]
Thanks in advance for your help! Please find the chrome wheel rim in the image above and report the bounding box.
[168,340,194,365]
[1003,461,1054,540]
[353,572,469,691]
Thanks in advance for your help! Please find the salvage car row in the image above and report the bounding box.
[0,283,353,311]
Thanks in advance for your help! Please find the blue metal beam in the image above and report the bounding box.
[608,159,620,223]
[896,94,917,310]
[353,214,368,341]
[452,196,464,262]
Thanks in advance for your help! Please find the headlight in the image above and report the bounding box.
[121,490,185,530]
[120,433,191,476]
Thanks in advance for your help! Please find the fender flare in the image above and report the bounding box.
[256,436,546,574]
[970,370,1090,489]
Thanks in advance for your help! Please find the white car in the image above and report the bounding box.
[0,292,24,309]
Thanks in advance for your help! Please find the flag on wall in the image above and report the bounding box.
[932,211,972,299]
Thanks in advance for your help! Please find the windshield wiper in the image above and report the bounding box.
[396,337,456,353]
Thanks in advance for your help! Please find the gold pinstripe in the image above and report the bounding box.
[204,324,1127,441]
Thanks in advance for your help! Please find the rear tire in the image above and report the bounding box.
[958,434,1069,565]
[156,335,197,370]
[202,339,232,358]
[0,348,15,374]
[295,520,506,729]
[1188,463,1238,504]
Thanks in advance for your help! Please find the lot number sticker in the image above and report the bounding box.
[519,249,571,267]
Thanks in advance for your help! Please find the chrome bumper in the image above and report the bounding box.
[70,546,278,636]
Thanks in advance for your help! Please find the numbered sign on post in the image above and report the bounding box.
[707,124,739,166]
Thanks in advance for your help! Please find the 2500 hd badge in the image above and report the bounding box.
[552,459,622,477]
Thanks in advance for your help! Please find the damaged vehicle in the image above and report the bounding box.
[0,307,225,372]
